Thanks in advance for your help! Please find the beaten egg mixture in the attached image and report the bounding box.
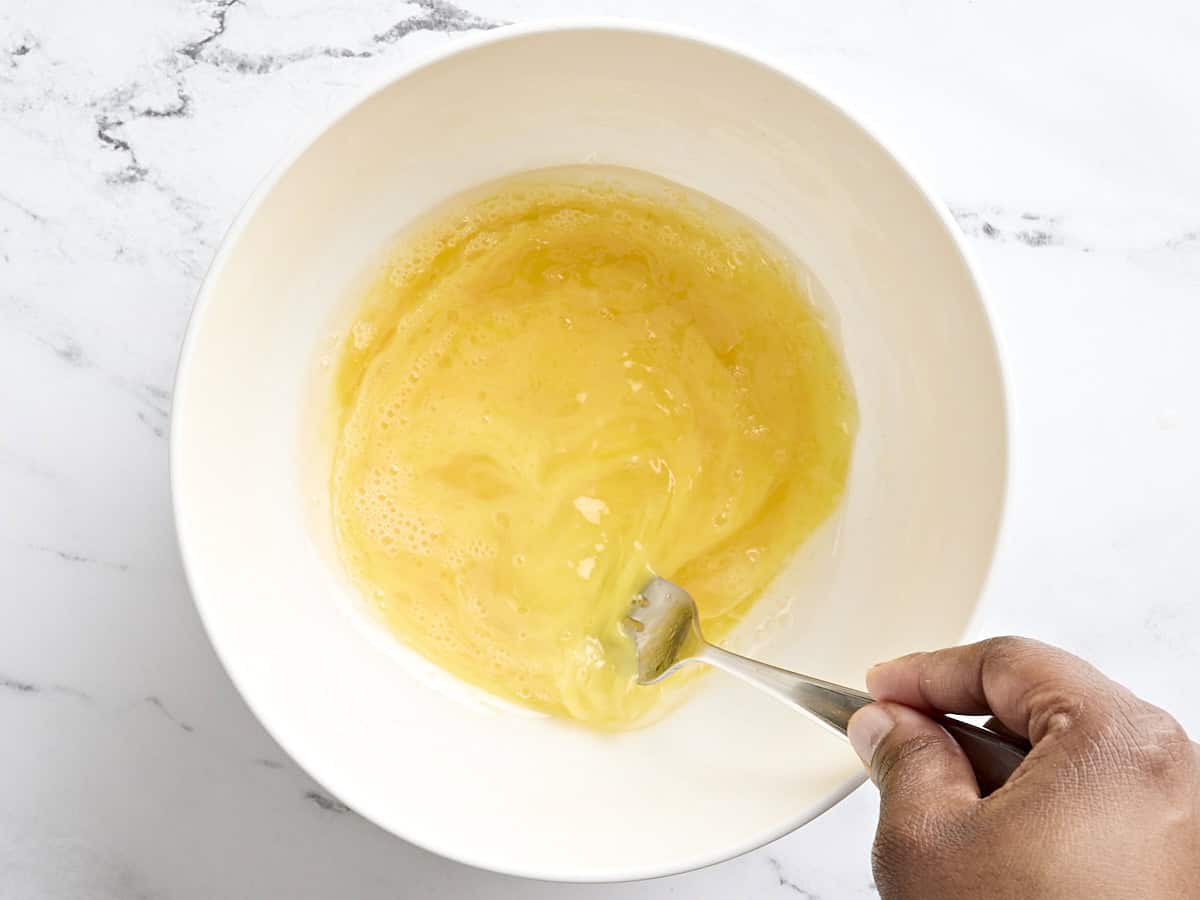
[328,169,855,728]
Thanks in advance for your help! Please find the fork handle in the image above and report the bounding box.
[697,644,1029,796]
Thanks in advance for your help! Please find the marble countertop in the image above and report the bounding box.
[2,1,1198,897]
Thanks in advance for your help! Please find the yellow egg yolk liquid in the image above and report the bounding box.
[328,168,856,728]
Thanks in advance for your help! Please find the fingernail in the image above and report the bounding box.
[848,703,894,767]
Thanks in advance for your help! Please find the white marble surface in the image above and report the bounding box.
[2,1,1198,896]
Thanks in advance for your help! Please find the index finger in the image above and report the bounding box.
[866,636,1127,742]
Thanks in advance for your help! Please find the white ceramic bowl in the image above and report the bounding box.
[172,22,1006,882]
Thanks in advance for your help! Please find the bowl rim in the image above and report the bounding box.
[170,17,1010,883]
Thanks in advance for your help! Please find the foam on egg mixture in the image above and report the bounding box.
[329,167,856,728]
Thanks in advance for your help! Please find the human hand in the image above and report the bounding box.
[846,637,1199,899]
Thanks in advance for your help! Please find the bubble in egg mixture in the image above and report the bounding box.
[328,166,856,728]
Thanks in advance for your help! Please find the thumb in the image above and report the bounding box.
[849,703,982,896]
[848,702,979,812]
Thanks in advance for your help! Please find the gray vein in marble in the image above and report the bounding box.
[136,410,166,439]
[4,34,37,69]
[197,44,372,76]
[950,205,1200,256]
[113,378,170,438]
[0,672,93,702]
[768,856,819,898]
[2,0,507,283]
[950,206,1067,249]
[95,115,149,186]
[305,790,351,814]
[186,0,504,75]
[55,348,168,438]
[25,543,131,572]
[144,695,196,733]
[179,0,244,64]
[3,296,171,437]
[138,87,192,121]
[122,378,170,438]
[374,0,505,44]
[0,675,36,693]
[36,330,90,368]
[0,444,62,483]
[0,190,46,223]
[89,109,211,247]
[257,761,368,819]
[1,823,162,900]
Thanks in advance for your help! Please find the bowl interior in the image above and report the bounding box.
[172,25,1005,882]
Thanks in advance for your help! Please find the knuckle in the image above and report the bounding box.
[977,636,1098,743]
[1022,684,1086,742]
[981,634,1034,653]
[1051,692,1196,793]
[1110,701,1195,786]
[978,635,1051,683]
[1139,703,1191,750]
[979,635,1043,664]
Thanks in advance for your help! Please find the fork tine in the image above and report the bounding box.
[623,577,704,684]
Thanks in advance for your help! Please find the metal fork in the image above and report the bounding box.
[626,577,1029,795]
